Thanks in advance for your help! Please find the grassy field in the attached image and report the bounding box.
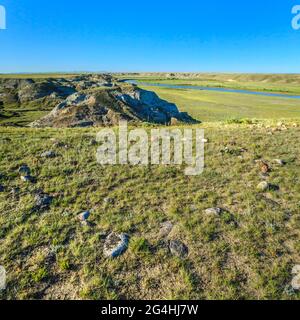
[0,121,299,299]
[0,74,300,300]
[140,86,300,122]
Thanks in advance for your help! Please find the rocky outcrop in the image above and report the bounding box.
[0,74,198,127]
[30,84,198,128]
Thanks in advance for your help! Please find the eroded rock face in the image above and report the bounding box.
[1,74,198,127]
[30,83,198,128]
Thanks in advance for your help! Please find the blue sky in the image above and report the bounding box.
[0,0,299,73]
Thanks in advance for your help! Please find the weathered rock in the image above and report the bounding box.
[20,175,34,183]
[292,265,300,275]
[40,151,57,158]
[78,211,90,222]
[273,159,286,166]
[204,207,223,216]
[35,192,53,210]
[159,221,174,238]
[257,181,270,192]
[29,81,198,128]
[169,240,189,258]
[103,232,129,258]
[259,161,270,174]
[18,164,31,176]
[291,274,300,290]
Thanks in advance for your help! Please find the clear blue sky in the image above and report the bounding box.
[0,0,299,73]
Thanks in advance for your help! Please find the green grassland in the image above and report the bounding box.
[0,74,300,300]
[0,121,299,299]
[139,86,300,122]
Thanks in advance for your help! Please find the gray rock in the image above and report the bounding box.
[273,159,286,166]
[159,221,174,237]
[20,175,34,183]
[103,232,129,258]
[78,211,91,222]
[257,181,270,192]
[204,207,223,216]
[18,164,31,176]
[169,240,189,258]
[292,265,300,275]
[35,192,53,210]
[291,274,300,290]
[40,151,57,158]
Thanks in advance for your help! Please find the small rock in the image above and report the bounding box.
[204,207,223,216]
[159,221,174,237]
[259,161,270,174]
[20,175,34,183]
[291,274,300,290]
[18,164,31,176]
[103,232,129,258]
[78,210,90,221]
[35,192,53,210]
[257,181,269,192]
[273,159,285,166]
[292,265,300,275]
[169,240,189,258]
[41,151,57,158]
[202,138,209,143]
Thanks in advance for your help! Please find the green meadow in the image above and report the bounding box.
[0,74,300,300]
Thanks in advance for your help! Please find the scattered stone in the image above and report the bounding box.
[20,175,34,183]
[259,161,270,174]
[78,210,91,222]
[103,232,129,258]
[204,207,223,216]
[169,240,189,258]
[202,138,209,143]
[220,146,246,156]
[35,192,53,210]
[273,159,286,166]
[159,221,174,237]
[257,181,270,192]
[18,164,31,176]
[291,274,300,290]
[41,150,57,158]
[292,265,300,275]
